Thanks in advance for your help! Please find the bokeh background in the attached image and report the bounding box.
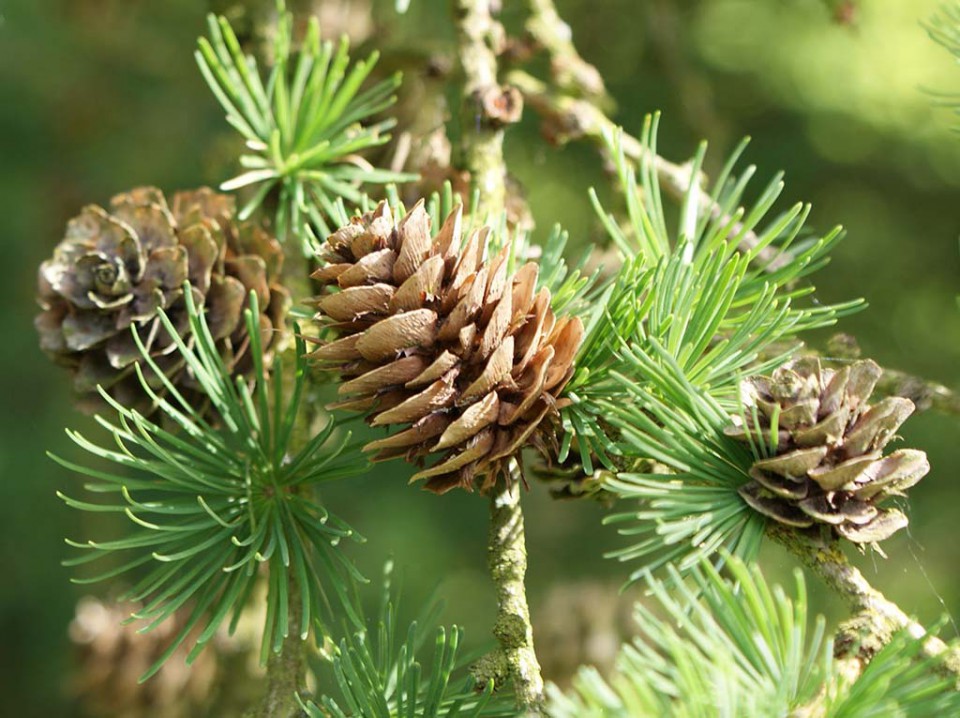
[3,0,960,715]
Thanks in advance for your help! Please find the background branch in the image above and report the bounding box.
[506,69,788,270]
[454,0,518,221]
[522,0,609,104]
[819,334,960,418]
[876,367,960,417]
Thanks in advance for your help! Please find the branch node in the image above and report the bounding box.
[475,85,524,126]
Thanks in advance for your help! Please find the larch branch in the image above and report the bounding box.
[769,524,960,687]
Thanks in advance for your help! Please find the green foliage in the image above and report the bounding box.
[302,566,517,718]
[598,344,766,577]
[54,289,366,680]
[574,114,861,412]
[559,114,862,578]
[927,2,960,124]
[196,3,415,248]
[548,556,960,718]
[516,222,612,320]
[824,628,960,717]
[928,3,960,65]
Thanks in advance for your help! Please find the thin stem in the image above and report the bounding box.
[247,576,307,718]
[211,2,317,714]
[769,524,960,686]
[242,161,318,718]
[245,290,312,718]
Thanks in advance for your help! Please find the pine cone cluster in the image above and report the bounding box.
[309,200,584,494]
[36,187,290,413]
[728,358,928,544]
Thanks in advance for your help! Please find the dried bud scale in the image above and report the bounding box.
[35,187,290,413]
[728,358,928,545]
[309,200,584,494]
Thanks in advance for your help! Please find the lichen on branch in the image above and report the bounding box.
[769,524,960,687]
[478,476,546,712]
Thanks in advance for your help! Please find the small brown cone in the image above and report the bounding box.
[727,358,928,545]
[310,200,584,493]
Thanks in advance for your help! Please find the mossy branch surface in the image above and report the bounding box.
[769,524,960,687]
[246,576,306,718]
[480,477,546,713]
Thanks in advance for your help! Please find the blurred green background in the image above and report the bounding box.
[3,0,960,715]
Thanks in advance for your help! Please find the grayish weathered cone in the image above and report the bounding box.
[727,358,928,545]
[36,187,291,413]
[310,200,584,494]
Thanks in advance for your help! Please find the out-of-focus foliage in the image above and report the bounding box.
[928,2,960,125]
[691,0,960,175]
[548,556,960,718]
[4,0,960,715]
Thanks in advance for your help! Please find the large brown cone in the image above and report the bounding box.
[727,358,928,545]
[36,187,290,414]
[309,200,584,494]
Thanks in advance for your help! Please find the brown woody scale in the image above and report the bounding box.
[35,187,289,413]
[727,358,929,544]
[309,200,584,494]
